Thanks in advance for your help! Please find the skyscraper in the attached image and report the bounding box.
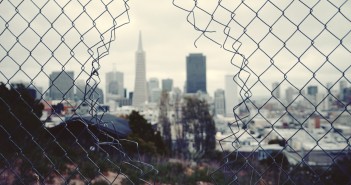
[214,89,225,115]
[132,32,148,107]
[343,88,351,103]
[307,85,318,106]
[307,86,318,96]
[94,87,104,104]
[75,79,86,100]
[105,71,124,101]
[76,79,104,104]
[148,77,160,103]
[148,77,159,92]
[186,53,206,93]
[162,78,173,92]
[225,75,238,117]
[49,71,74,100]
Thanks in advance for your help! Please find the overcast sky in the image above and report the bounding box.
[0,0,350,98]
[101,0,351,97]
[100,0,237,96]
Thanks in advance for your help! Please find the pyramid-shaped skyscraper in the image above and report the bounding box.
[132,32,148,107]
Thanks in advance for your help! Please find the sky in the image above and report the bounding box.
[0,0,350,99]
[97,0,351,97]
[100,0,237,96]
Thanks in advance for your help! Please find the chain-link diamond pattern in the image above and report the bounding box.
[0,0,159,184]
[1,0,351,184]
[173,0,350,184]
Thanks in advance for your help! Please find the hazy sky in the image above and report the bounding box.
[97,0,351,97]
[0,0,350,98]
[100,1,237,96]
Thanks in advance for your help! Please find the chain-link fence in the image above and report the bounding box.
[173,0,351,184]
[1,0,351,184]
[0,0,160,184]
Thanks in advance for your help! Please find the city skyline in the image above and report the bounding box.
[97,1,350,98]
[8,58,350,104]
[12,61,350,103]
[0,1,349,184]
[0,1,349,98]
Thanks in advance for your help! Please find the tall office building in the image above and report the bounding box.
[343,88,351,103]
[326,82,334,96]
[94,87,104,104]
[106,71,124,101]
[35,86,43,100]
[307,86,318,96]
[49,71,74,100]
[214,89,225,115]
[75,79,85,100]
[76,79,104,104]
[272,82,280,99]
[186,53,206,93]
[225,75,238,117]
[132,32,148,107]
[148,77,160,102]
[162,78,173,92]
[148,78,159,92]
[307,85,318,106]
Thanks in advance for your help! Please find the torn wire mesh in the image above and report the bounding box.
[173,0,351,184]
[0,0,157,184]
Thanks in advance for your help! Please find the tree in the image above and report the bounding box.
[0,83,44,154]
[126,111,167,156]
[0,83,51,183]
[181,96,216,159]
